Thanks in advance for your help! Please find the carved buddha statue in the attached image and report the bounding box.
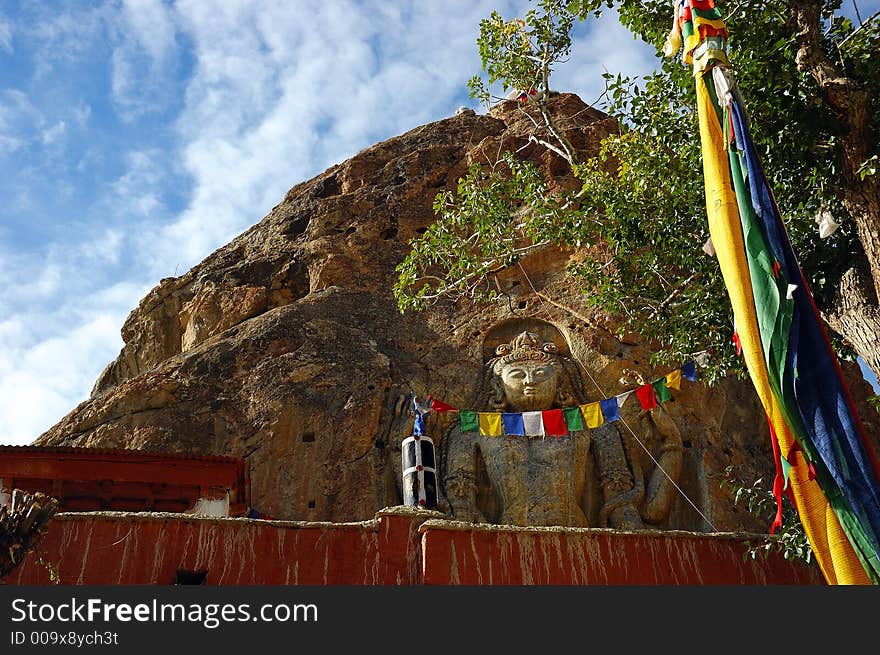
[441,329,682,530]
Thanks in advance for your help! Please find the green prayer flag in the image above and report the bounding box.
[459,410,479,433]
[652,378,673,403]
[562,406,584,432]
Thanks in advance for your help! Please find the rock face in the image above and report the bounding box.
[37,94,880,533]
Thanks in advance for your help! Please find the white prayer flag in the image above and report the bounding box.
[817,210,840,239]
[522,411,545,437]
[702,236,716,256]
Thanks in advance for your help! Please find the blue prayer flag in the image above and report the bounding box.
[502,412,525,436]
[681,361,697,382]
[600,397,619,422]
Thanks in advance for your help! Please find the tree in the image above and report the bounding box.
[393,0,879,382]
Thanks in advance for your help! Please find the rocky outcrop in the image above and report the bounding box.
[37,94,880,532]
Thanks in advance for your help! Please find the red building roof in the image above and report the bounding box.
[0,446,249,515]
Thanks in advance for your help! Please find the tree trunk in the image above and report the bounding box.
[788,1,880,377]
[825,265,880,381]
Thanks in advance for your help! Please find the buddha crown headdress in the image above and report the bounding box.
[493,331,558,365]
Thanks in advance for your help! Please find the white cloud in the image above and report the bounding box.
[30,5,110,78]
[0,239,148,444]
[41,120,66,145]
[111,148,167,217]
[111,0,181,120]
[73,104,91,128]
[0,89,39,155]
[156,0,521,270]
[0,17,12,53]
[0,0,664,446]
[0,312,126,445]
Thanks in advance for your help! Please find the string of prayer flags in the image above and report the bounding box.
[416,360,702,438]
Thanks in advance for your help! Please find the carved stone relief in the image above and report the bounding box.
[440,319,684,529]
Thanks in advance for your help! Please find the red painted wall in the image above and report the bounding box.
[418,521,824,585]
[5,508,823,586]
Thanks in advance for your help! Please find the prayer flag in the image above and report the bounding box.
[682,361,697,381]
[430,398,457,412]
[579,402,604,429]
[665,0,880,584]
[413,396,433,415]
[563,406,585,432]
[502,412,525,436]
[459,410,479,433]
[600,397,620,422]
[635,384,657,411]
[653,378,673,403]
[617,390,633,407]
[478,412,503,437]
[542,409,568,437]
[522,411,545,437]
[666,369,682,390]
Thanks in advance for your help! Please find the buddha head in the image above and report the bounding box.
[490,332,560,412]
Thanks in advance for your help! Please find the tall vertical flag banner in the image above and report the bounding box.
[664,0,880,583]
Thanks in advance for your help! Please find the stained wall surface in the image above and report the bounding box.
[6,507,823,586]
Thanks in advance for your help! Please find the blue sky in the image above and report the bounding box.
[0,1,877,446]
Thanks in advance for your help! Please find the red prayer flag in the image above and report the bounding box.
[635,384,657,411]
[429,397,457,412]
[542,409,568,437]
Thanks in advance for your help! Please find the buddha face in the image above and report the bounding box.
[499,359,558,412]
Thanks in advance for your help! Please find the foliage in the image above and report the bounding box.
[721,466,813,564]
[393,152,577,309]
[468,0,578,106]
[37,554,61,585]
[394,0,879,381]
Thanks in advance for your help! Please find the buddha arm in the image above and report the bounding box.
[593,424,645,530]
[641,406,683,524]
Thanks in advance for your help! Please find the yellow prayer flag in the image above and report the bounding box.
[478,412,503,437]
[696,75,868,584]
[666,369,682,390]
[579,403,604,429]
